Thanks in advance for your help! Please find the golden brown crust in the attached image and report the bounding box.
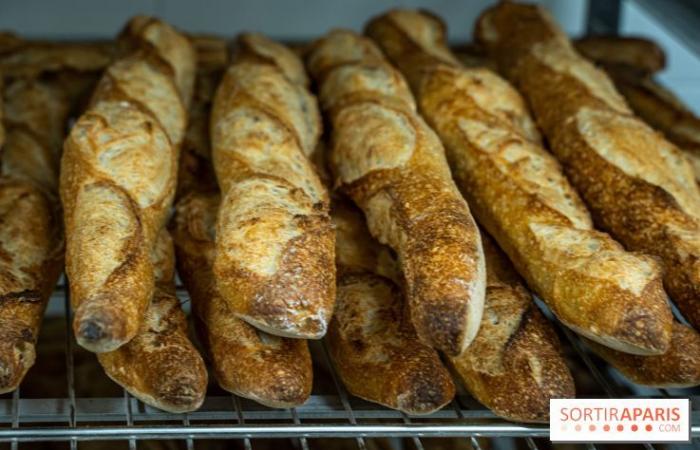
[450,234,575,423]
[172,191,313,408]
[367,9,672,355]
[0,39,114,78]
[0,78,69,393]
[211,34,334,339]
[329,200,455,415]
[61,16,196,353]
[609,74,700,182]
[573,36,700,181]
[306,29,485,356]
[575,36,665,76]
[98,230,208,413]
[586,322,700,388]
[476,3,698,334]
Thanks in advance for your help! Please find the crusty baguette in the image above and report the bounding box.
[0,78,70,393]
[367,9,672,355]
[585,322,700,388]
[174,55,313,408]
[575,36,665,75]
[574,37,700,182]
[210,33,334,339]
[98,229,208,413]
[306,30,485,356]
[450,232,575,423]
[475,3,700,332]
[611,76,700,182]
[61,17,196,352]
[172,191,313,408]
[330,200,455,415]
[0,37,113,78]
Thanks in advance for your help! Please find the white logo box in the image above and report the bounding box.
[550,398,690,443]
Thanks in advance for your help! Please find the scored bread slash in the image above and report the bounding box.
[210,33,335,339]
[97,229,208,413]
[61,16,196,353]
[305,29,485,356]
[366,9,673,356]
[575,37,700,185]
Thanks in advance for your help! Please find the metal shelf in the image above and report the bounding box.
[0,282,698,448]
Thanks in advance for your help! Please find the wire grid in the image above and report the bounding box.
[0,284,697,448]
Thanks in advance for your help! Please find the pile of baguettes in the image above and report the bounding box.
[0,1,700,422]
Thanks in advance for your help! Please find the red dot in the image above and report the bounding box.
[646,424,652,432]
[589,425,596,431]
[604,425,610,432]
[575,424,582,432]
[632,425,638,432]
[617,424,624,432]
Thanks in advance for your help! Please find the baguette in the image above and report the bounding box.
[0,38,113,78]
[611,76,700,182]
[330,200,455,415]
[585,322,700,388]
[575,36,665,75]
[367,9,672,355]
[97,229,208,413]
[172,191,313,408]
[0,79,69,393]
[475,3,700,332]
[306,30,486,356]
[61,17,196,352]
[210,33,334,339]
[574,37,700,181]
[450,231,575,423]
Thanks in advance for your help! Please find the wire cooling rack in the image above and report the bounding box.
[0,282,698,450]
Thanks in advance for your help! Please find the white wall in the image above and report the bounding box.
[621,0,700,113]
[0,0,587,41]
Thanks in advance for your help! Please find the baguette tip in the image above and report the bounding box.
[74,317,126,353]
[0,342,35,394]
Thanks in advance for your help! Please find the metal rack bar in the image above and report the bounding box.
[232,395,252,450]
[318,340,367,450]
[0,423,553,441]
[63,286,77,450]
[124,390,136,450]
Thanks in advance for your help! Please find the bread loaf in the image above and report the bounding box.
[306,30,485,356]
[476,3,700,333]
[61,17,196,352]
[450,231,575,423]
[0,38,113,78]
[367,9,672,355]
[210,33,334,339]
[329,200,455,414]
[574,38,700,183]
[98,229,208,413]
[0,78,69,393]
[610,77,700,182]
[173,190,313,408]
[574,36,665,75]
[585,322,700,388]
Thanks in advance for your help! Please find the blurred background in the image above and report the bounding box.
[0,0,698,111]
